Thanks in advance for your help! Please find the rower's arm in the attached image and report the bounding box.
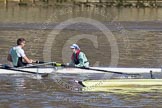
[23,56,33,64]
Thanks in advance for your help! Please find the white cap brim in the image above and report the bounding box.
[70,46,75,49]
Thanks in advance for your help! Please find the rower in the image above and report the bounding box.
[7,38,34,67]
[68,44,89,67]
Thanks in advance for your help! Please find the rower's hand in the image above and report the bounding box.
[30,59,35,63]
[34,60,45,64]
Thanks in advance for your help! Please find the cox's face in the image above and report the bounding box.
[71,48,75,53]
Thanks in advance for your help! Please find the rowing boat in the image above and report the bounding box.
[0,66,162,76]
[0,63,162,79]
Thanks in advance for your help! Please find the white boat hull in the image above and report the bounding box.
[54,67,162,79]
[55,67,162,74]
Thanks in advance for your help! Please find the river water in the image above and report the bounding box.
[0,6,162,107]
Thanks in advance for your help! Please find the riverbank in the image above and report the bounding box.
[0,6,161,23]
[1,0,162,8]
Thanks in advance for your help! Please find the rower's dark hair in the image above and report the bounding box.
[17,38,26,45]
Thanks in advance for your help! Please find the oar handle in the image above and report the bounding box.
[35,61,45,64]
[54,63,66,67]
[34,61,68,67]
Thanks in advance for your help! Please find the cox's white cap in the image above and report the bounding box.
[70,44,80,50]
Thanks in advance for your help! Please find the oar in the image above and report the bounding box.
[31,61,65,67]
[18,61,56,69]
[0,61,55,77]
[53,63,140,76]
[1,65,48,77]
[78,67,140,75]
